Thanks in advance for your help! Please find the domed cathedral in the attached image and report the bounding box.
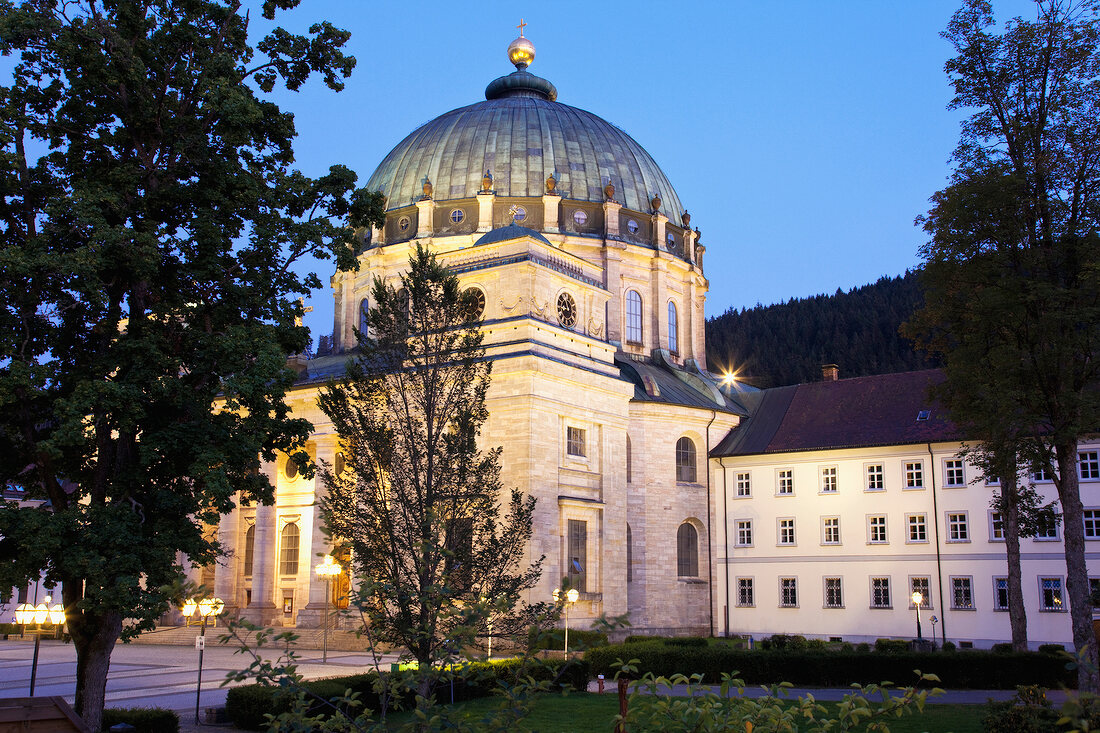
[204,29,752,637]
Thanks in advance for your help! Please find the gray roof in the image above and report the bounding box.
[616,353,750,415]
[364,89,685,220]
[474,223,551,247]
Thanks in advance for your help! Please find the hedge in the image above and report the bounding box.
[528,626,608,651]
[584,642,1075,690]
[225,657,590,730]
[100,707,179,733]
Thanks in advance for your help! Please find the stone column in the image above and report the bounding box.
[476,192,494,232]
[543,194,560,234]
[603,200,621,239]
[299,441,337,628]
[242,463,278,625]
[416,199,434,238]
[214,502,241,617]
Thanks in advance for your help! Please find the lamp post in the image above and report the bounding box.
[911,591,924,642]
[315,555,342,663]
[930,615,939,649]
[13,595,65,695]
[552,587,580,657]
[182,596,223,725]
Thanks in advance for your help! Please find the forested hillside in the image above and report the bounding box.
[705,271,934,388]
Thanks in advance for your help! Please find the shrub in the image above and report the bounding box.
[991,642,1014,654]
[942,640,957,652]
[804,638,827,651]
[874,638,910,654]
[982,686,1060,733]
[759,634,806,651]
[101,707,180,733]
[839,642,854,652]
[663,637,708,648]
[528,626,608,651]
[1038,643,1066,655]
[855,642,871,653]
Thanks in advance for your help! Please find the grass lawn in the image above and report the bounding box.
[384,692,987,732]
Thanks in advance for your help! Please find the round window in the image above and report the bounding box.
[398,216,410,231]
[285,456,299,480]
[626,219,639,234]
[512,206,527,222]
[572,209,588,226]
[450,209,465,224]
[334,452,345,476]
[557,292,577,329]
[462,287,486,321]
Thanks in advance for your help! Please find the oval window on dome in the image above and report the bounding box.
[557,292,577,330]
[398,216,410,232]
[627,219,639,235]
[450,209,465,224]
[572,209,588,227]
[512,206,527,222]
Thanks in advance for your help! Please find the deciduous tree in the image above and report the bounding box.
[0,1,383,728]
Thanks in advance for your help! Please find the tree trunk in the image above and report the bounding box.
[1055,442,1099,692]
[1002,471,1030,652]
[64,580,122,733]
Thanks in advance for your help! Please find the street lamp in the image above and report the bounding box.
[13,596,64,695]
[552,587,580,657]
[182,596,223,725]
[911,591,924,642]
[315,555,342,663]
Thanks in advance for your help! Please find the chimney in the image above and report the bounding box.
[822,364,839,382]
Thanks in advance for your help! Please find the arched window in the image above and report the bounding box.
[626,436,632,484]
[280,523,300,575]
[668,301,679,355]
[626,524,633,583]
[243,524,255,576]
[677,523,699,577]
[676,437,697,483]
[626,290,643,344]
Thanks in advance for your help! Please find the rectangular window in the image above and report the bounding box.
[990,511,1005,541]
[777,469,794,496]
[945,459,966,487]
[735,519,753,547]
[1091,579,1100,612]
[566,427,586,458]
[985,474,1001,486]
[1081,451,1100,480]
[951,576,974,609]
[1035,510,1060,540]
[868,515,888,544]
[824,577,843,608]
[866,463,884,491]
[737,577,754,607]
[871,577,891,608]
[567,519,587,592]
[906,513,928,543]
[1085,510,1100,539]
[947,512,970,542]
[820,466,838,493]
[994,577,1009,611]
[910,576,931,608]
[736,472,751,497]
[1032,465,1054,482]
[822,516,840,545]
[1040,577,1065,611]
[780,577,798,607]
[778,518,796,546]
[905,461,924,489]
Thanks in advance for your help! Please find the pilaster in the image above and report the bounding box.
[542,194,560,234]
[416,199,434,238]
[299,441,338,629]
[603,200,621,238]
[476,192,494,232]
[214,502,241,617]
[685,228,697,265]
[652,213,668,251]
[241,464,278,626]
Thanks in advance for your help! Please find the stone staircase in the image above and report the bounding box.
[131,624,376,651]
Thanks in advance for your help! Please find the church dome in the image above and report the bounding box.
[364,40,685,222]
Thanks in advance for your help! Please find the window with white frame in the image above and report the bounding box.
[820,466,838,493]
[824,577,843,608]
[907,513,928,543]
[737,577,754,607]
[1032,464,1054,482]
[822,516,840,545]
[866,463,884,491]
[777,469,794,496]
[1081,451,1100,480]
[566,426,586,457]
[1085,509,1100,539]
[871,577,891,608]
[780,577,798,607]
[985,474,1001,486]
[910,577,931,608]
[905,461,924,489]
[951,576,974,609]
[1040,577,1065,611]
[1035,509,1060,540]
[944,459,966,487]
[735,519,753,547]
[735,472,751,497]
[1091,579,1100,612]
[868,515,888,544]
[625,289,643,345]
[989,511,1005,541]
[778,518,796,546]
[993,577,1009,611]
[947,512,970,542]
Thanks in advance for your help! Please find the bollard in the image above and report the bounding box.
[597,674,605,693]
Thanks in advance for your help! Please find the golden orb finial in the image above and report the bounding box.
[507,20,535,69]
